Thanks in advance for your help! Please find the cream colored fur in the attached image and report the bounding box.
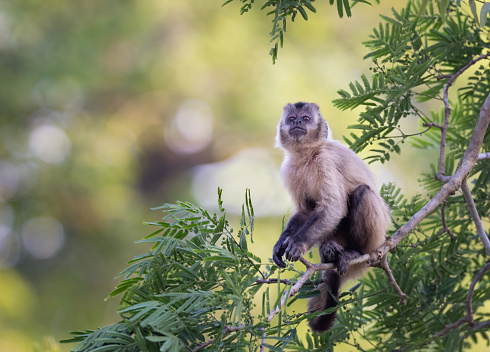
[275,102,391,330]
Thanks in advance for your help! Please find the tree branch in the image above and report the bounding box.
[255,278,293,286]
[461,179,490,256]
[478,152,490,160]
[376,90,490,261]
[374,254,407,304]
[466,262,490,325]
[192,325,245,352]
[438,53,490,176]
[439,200,456,240]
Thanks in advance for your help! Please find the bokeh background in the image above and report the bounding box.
[0,1,430,351]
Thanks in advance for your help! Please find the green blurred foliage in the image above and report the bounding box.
[0,1,423,351]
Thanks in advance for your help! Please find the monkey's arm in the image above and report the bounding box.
[272,213,308,267]
[282,213,320,262]
[282,200,347,264]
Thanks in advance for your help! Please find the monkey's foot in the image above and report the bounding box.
[284,238,309,262]
[319,241,344,263]
[337,250,361,276]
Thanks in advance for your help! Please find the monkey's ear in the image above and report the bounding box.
[282,103,295,116]
[309,103,320,112]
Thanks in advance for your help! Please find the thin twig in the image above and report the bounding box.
[461,179,490,256]
[440,201,456,240]
[192,325,245,352]
[439,53,490,175]
[422,122,443,129]
[375,254,407,304]
[433,317,469,338]
[467,319,490,332]
[255,278,292,285]
[478,152,490,160]
[466,262,490,326]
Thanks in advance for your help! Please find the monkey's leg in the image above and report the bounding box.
[283,213,320,262]
[337,249,362,275]
[272,213,307,267]
[336,184,372,275]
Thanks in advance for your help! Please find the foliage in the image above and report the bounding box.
[334,0,490,164]
[223,0,359,62]
[63,189,322,351]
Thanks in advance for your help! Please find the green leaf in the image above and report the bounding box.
[439,0,449,23]
[297,6,308,20]
[469,0,479,24]
[480,3,490,27]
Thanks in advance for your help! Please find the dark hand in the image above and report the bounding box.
[272,240,287,268]
[283,237,308,263]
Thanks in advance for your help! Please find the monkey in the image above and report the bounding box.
[272,102,391,333]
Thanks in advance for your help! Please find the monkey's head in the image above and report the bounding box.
[276,102,330,151]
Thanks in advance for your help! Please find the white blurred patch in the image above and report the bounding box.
[0,162,19,200]
[28,125,71,164]
[0,12,11,48]
[164,99,214,154]
[192,148,291,216]
[21,217,65,259]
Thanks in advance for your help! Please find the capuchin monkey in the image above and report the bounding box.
[272,102,390,333]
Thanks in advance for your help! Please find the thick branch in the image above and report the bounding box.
[376,90,490,260]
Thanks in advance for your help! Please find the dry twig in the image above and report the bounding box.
[466,262,490,325]
[376,254,407,304]
[461,179,490,256]
[191,325,245,352]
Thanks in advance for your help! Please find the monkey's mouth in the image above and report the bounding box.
[289,126,307,136]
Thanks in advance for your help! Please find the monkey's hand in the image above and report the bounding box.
[283,237,309,263]
[272,240,287,268]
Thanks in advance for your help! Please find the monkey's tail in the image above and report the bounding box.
[307,269,341,333]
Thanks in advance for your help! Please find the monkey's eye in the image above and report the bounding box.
[302,116,310,121]
[288,116,296,121]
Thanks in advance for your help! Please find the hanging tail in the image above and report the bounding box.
[307,270,341,332]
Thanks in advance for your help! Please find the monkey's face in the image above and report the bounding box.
[276,102,329,150]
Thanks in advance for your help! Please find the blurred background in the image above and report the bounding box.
[0,1,431,351]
